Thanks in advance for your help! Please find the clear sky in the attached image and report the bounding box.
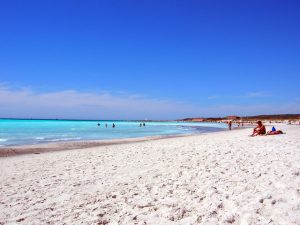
[0,0,299,119]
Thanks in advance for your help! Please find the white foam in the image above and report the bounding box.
[50,137,82,142]
[35,137,45,140]
[0,138,8,142]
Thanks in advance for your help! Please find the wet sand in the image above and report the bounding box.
[0,134,192,157]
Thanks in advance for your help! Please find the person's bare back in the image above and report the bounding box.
[251,121,266,136]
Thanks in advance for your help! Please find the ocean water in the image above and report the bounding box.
[0,119,227,146]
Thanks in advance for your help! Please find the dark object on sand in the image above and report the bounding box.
[267,130,283,135]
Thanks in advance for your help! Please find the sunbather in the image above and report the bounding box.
[267,130,283,135]
[251,121,266,136]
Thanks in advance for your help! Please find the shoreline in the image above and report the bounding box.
[0,126,255,157]
[0,121,228,154]
[0,134,188,157]
[0,129,228,157]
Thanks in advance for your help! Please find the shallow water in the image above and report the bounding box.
[0,119,226,146]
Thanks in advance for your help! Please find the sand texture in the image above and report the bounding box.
[0,125,299,225]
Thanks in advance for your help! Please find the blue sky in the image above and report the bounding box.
[0,0,299,119]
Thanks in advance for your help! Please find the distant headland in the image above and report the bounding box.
[178,114,300,122]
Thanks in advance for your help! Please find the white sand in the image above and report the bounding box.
[0,125,299,225]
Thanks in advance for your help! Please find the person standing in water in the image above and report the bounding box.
[228,121,232,130]
[112,123,116,128]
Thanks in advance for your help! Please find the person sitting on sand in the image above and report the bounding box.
[251,121,266,136]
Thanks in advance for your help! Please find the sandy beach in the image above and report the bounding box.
[0,124,299,225]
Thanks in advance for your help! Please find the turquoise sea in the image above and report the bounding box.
[0,119,227,146]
